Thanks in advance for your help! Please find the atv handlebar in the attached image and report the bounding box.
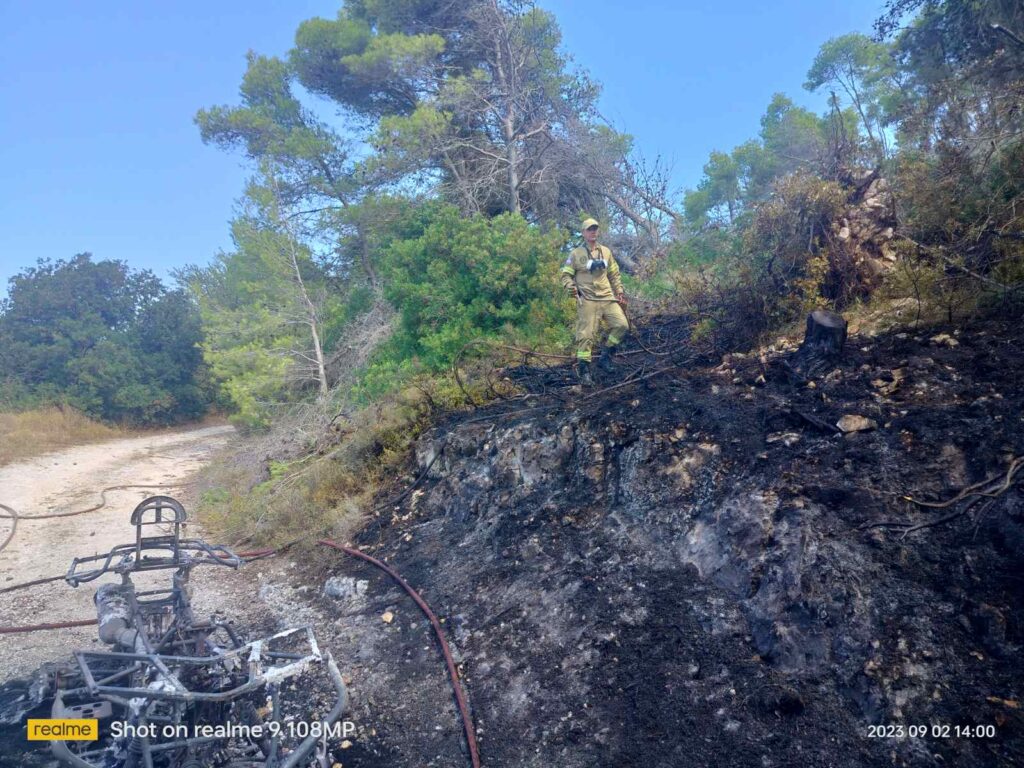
[65,538,243,587]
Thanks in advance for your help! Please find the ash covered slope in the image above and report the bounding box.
[343,317,1024,768]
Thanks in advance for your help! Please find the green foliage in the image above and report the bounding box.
[880,0,1024,147]
[291,11,445,118]
[804,32,897,159]
[191,0,1024,448]
[196,53,353,207]
[287,1,609,224]
[894,142,1024,245]
[805,33,892,94]
[683,95,831,226]
[368,104,454,178]
[678,0,1023,334]
[632,228,744,301]
[0,255,211,425]
[746,172,849,309]
[183,0,1024,551]
[684,151,741,226]
[355,203,568,398]
[184,201,338,429]
[659,172,855,354]
[194,0,655,431]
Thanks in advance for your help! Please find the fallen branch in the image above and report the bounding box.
[894,497,988,538]
[905,456,1023,509]
[860,457,1022,535]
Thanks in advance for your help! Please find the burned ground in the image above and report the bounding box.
[317,315,1024,768]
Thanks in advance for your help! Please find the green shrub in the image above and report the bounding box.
[356,204,569,399]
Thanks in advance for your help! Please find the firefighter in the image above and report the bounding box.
[560,218,629,385]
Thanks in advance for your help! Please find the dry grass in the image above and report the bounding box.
[0,407,122,466]
[191,383,443,549]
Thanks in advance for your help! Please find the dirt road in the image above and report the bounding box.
[0,425,236,681]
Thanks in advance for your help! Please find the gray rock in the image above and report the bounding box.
[324,576,369,601]
[836,415,878,433]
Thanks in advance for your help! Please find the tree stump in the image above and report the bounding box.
[801,310,847,357]
[791,310,847,377]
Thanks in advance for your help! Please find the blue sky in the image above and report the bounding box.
[0,1,884,295]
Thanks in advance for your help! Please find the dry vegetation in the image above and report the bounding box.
[0,407,122,466]
[192,384,446,549]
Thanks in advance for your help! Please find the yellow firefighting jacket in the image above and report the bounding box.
[559,244,624,301]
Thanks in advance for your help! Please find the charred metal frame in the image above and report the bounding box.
[71,626,322,702]
[49,495,347,768]
[66,496,241,587]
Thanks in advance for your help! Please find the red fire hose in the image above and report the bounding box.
[318,539,482,768]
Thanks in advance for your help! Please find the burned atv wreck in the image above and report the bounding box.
[38,496,347,768]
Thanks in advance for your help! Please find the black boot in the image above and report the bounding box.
[597,346,616,372]
[577,360,594,386]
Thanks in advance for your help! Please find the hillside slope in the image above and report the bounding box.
[313,314,1024,767]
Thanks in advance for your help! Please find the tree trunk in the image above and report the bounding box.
[308,318,329,396]
[791,309,848,377]
[489,0,521,215]
[285,237,329,396]
[506,117,521,214]
[801,309,848,357]
[360,235,378,288]
[603,190,659,245]
[268,171,330,397]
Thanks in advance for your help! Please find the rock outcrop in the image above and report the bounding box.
[834,168,900,287]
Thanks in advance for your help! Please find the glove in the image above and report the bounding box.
[567,285,579,300]
[617,292,627,307]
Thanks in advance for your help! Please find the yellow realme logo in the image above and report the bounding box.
[26,719,98,741]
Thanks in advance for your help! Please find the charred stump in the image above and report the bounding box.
[802,310,847,355]
[791,310,848,377]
